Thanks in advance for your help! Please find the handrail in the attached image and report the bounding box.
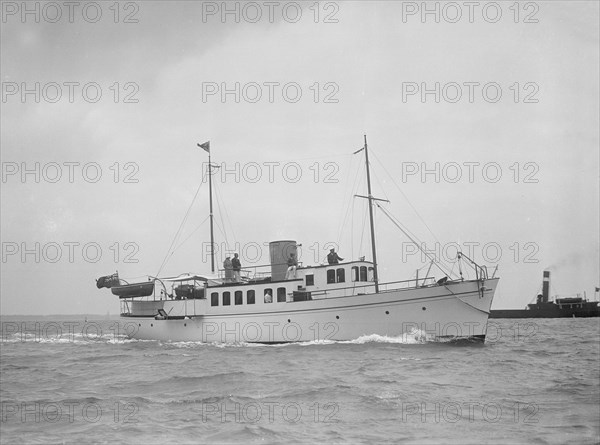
[147,276,169,300]
[307,276,438,296]
[218,262,305,281]
[457,251,488,282]
[216,259,375,279]
[280,277,439,300]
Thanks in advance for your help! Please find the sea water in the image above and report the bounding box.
[1,317,598,444]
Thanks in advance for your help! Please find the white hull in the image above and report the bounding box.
[121,278,498,343]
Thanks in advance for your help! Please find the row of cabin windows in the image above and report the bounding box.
[353,266,375,282]
[210,287,287,307]
[324,266,374,284]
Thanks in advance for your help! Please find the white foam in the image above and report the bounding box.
[339,328,434,345]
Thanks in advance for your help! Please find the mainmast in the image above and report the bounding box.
[363,135,379,293]
[354,135,386,293]
[208,149,216,273]
[198,141,217,273]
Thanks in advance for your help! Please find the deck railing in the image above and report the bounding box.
[301,276,438,299]
[218,261,305,282]
[457,251,489,281]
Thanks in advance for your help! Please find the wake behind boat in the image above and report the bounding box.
[97,136,499,343]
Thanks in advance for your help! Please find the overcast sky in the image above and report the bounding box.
[1,1,598,315]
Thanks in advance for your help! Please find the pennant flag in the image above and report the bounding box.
[96,272,119,289]
[197,141,210,153]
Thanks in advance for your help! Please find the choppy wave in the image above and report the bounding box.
[154,327,437,349]
[1,323,454,348]
[2,318,599,444]
[1,331,136,344]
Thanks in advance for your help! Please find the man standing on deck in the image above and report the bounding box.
[286,253,298,279]
[223,256,233,283]
[232,253,242,282]
[327,248,344,264]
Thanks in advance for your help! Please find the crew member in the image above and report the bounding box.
[223,256,233,283]
[327,248,344,265]
[286,253,298,279]
[232,253,242,282]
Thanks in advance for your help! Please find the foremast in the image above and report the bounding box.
[354,135,387,293]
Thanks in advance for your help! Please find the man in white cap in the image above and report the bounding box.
[327,248,343,265]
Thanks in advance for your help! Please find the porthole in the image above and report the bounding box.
[184,323,187,327]
[422,307,426,311]
[287,319,291,323]
[151,323,153,327]
[336,315,340,319]
[385,311,389,315]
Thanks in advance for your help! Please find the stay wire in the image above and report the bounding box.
[376,203,456,279]
[370,149,443,246]
[156,172,205,276]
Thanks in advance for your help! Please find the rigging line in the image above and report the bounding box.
[448,261,457,277]
[370,149,442,246]
[172,215,210,253]
[359,198,368,258]
[213,179,237,246]
[385,205,456,279]
[156,175,205,276]
[211,193,233,251]
[369,163,391,203]
[212,182,230,249]
[380,202,455,277]
[350,198,355,260]
[376,199,428,253]
[458,259,474,281]
[376,203,455,279]
[458,256,478,281]
[159,212,208,275]
[213,218,229,244]
[337,157,364,246]
[415,262,430,273]
[344,162,366,232]
[335,155,359,245]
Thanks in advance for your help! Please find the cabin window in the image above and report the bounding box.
[336,268,345,283]
[277,287,287,302]
[306,274,314,286]
[360,266,368,282]
[264,288,273,303]
[327,269,336,284]
[211,292,219,306]
[223,291,231,306]
[351,266,359,282]
[247,290,255,305]
[368,267,375,281]
[235,291,243,305]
